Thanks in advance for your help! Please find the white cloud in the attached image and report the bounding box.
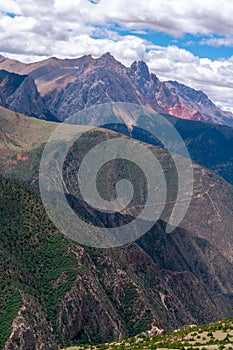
[1,0,233,40]
[147,46,233,112]
[201,36,233,47]
[0,0,233,111]
[0,0,21,14]
[85,0,233,36]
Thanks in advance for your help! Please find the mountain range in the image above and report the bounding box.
[0,52,232,350]
[1,53,233,186]
[0,108,233,350]
[0,53,233,127]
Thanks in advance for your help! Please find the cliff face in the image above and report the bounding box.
[164,81,233,126]
[0,126,232,349]
[1,185,232,350]
[0,54,232,126]
[40,54,164,119]
[3,300,57,350]
[0,70,56,120]
[0,55,232,350]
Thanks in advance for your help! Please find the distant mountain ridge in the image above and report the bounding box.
[0,53,232,126]
[0,69,56,121]
[165,80,233,126]
[0,53,232,350]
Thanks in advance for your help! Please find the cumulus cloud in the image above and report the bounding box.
[0,0,21,14]
[201,36,233,47]
[147,46,233,112]
[61,0,233,37]
[0,0,233,111]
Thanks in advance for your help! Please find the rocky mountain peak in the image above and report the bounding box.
[130,60,150,81]
[0,53,232,126]
[164,80,233,124]
[167,80,209,100]
[97,52,119,64]
[0,70,55,120]
[0,55,6,63]
[0,69,26,97]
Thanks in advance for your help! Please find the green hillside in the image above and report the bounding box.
[0,107,232,349]
[61,318,233,350]
[0,175,79,349]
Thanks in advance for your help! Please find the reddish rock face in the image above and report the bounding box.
[0,54,232,349]
[0,54,232,127]
[163,80,233,125]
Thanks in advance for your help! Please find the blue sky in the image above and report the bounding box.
[90,20,233,60]
[133,32,233,60]
[0,0,233,111]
